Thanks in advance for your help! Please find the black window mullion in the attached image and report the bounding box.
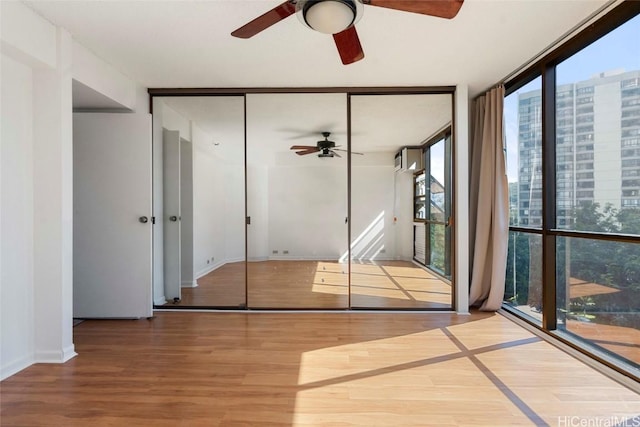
[542,64,557,331]
[444,133,452,276]
[425,148,432,265]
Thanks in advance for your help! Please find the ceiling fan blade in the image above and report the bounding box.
[334,149,364,155]
[231,1,296,39]
[295,148,320,156]
[290,145,317,150]
[333,26,364,65]
[330,150,342,158]
[365,0,464,19]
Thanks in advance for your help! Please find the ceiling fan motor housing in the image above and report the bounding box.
[317,139,336,149]
[318,149,335,158]
[298,0,362,34]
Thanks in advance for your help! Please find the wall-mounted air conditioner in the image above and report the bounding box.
[394,148,422,172]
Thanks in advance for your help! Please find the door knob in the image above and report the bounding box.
[169,216,178,222]
[138,216,149,223]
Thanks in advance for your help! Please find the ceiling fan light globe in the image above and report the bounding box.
[303,0,356,34]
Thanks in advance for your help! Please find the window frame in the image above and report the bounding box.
[502,0,640,381]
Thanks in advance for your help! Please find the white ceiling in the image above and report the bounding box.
[26,0,609,96]
[160,92,451,162]
[29,0,609,162]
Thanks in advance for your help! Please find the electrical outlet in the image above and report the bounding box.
[283,250,289,254]
[207,259,210,264]
[380,249,386,253]
[211,257,215,262]
[272,250,278,254]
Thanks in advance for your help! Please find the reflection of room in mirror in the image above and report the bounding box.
[152,96,246,308]
[177,259,449,309]
[152,92,453,310]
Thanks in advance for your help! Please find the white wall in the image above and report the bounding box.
[223,165,246,262]
[351,152,400,261]
[1,1,149,379]
[0,2,77,378]
[192,126,227,277]
[246,152,413,262]
[1,54,35,378]
[247,165,269,261]
[180,138,194,287]
[394,171,415,261]
[162,103,191,139]
[455,85,470,314]
[267,164,348,259]
[32,28,75,364]
[0,1,56,69]
[72,41,136,110]
[151,99,166,304]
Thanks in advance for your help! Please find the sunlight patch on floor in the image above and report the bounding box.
[446,315,538,351]
[296,328,460,386]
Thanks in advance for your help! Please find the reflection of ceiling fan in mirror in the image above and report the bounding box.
[231,0,464,65]
[290,132,363,158]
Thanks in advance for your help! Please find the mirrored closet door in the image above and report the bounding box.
[350,94,453,309]
[150,89,454,310]
[246,93,349,309]
[152,96,246,308]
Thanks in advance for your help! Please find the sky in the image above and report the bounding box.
[504,14,640,183]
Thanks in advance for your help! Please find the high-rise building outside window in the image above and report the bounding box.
[503,9,640,374]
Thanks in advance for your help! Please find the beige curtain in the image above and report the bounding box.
[469,85,508,311]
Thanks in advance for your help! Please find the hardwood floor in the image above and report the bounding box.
[167,260,452,309]
[350,261,451,309]
[565,320,640,365]
[2,312,638,426]
[177,262,246,307]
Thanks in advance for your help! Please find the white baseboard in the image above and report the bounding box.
[154,295,167,306]
[181,280,198,288]
[62,345,78,362]
[196,257,247,279]
[267,255,344,261]
[1,355,34,381]
[35,345,77,364]
[196,260,225,279]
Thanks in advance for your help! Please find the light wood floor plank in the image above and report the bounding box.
[170,260,452,309]
[1,311,638,426]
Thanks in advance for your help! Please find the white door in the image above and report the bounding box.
[180,138,194,288]
[73,113,152,318]
[163,129,181,302]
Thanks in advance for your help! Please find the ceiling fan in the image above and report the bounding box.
[290,132,364,158]
[231,0,464,65]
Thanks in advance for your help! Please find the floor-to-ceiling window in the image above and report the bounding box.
[504,76,543,325]
[424,132,452,279]
[503,2,640,377]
